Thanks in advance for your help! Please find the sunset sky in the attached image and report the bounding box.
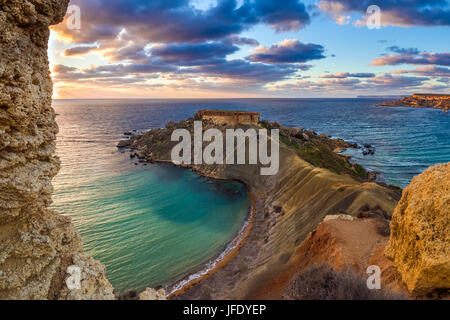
[49,0,450,99]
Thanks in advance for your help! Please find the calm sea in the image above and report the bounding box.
[51,98,450,293]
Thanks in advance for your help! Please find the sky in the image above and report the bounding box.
[49,0,450,99]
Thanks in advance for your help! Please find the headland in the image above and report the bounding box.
[380,94,450,111]
[118,111,406,299]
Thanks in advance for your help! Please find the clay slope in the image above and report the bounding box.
[0,0,113,299]
[252,216,408,299]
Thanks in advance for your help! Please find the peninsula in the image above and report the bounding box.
[380,94,450,111]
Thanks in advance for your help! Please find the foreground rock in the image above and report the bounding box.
[138,288,167,300]
[0,1,113,299]
[385,163,450,295]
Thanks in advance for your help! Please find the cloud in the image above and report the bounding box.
[248,39,325,64]
[317,0,450,27]
[251,0,310,31]
[266,77,365,92]
[53,0,312,44]
[320,72,375,78]
[367,74,429,88]
[391,66,450,77]
[371,48,450,66]
[52,64,77,73]
[50,0,317,91]
[195,59,298,83]
[50,0,444,96]
[102,44,149,63]
[63,46,99,56]
[52,56,297,87]
[267,73,431,93]
[387,46,420,55]
[225,35,260,46]
[52,62,176,83]
[298,64,313,71]
[150,42,239,66]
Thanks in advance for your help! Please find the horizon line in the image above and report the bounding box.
[52,96,405,101]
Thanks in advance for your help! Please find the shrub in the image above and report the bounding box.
[284,264,406,300]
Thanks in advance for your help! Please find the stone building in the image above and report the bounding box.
[194,110,261,126]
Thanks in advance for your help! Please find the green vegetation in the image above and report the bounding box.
[279,132,369,180]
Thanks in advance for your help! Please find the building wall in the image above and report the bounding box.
[195,111,260,126]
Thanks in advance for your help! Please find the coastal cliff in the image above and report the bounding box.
[386,163,449,295]
[380,94,450,111]
[0,0,113,299]
[122,117,402,299]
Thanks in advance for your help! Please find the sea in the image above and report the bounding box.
[51,98,450,293]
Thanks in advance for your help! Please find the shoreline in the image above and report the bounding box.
[132,159,257,299]
[166,183,256,298]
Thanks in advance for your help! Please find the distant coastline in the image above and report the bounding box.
[357,95,403,99]
[379,93,450,111]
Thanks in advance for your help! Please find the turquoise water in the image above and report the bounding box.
[51,98,449,293]
[51,101,249,293]
[52,165,248,294]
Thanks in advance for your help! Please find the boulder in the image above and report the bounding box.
[385,163,450,295]
[117,139,132,148]
[138,288,167,300]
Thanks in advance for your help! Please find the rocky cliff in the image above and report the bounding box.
[380,94,450,111]
[0,0,114,299]
[385,163,449,295]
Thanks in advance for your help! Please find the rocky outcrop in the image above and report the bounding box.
[380,94,450,111]
[0,0,113,299]
[385,163,450,295]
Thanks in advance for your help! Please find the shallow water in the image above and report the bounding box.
[51,98,450,292]
[51,100,250,293]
